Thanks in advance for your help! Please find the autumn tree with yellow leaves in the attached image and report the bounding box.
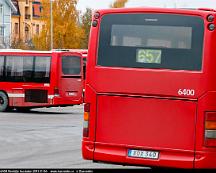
[110,0,128,8]
[33,0,85,50]
[31,0,129,50]
[80,8,92,49]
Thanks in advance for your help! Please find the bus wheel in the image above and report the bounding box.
[16,107,31,112]
[0,92,9,112]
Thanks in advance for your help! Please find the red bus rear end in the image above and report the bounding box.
[82,8,216,168]
[0,50,84,111]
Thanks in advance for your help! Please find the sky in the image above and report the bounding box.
[77,0,216,12]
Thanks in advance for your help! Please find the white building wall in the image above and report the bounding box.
[0,0,16,48]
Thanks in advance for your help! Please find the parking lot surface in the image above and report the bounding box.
[0,105,146,169]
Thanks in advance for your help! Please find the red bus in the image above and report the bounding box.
[82,8,216,168]
[0,49,84,112]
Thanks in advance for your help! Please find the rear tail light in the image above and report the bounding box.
[54,87,59,96]
[205,112,216,147]
[83,103,90,137]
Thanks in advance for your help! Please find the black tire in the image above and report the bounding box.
[6,107,14,112]
[0,91,9,112]
[16,107,31,112]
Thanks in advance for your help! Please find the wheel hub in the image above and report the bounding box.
[0,97,4,105]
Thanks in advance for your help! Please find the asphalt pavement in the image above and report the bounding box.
[0,105,146,169]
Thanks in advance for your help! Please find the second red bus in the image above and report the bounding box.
[0,50,84,112]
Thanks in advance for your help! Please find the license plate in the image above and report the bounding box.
[128,149,159,159]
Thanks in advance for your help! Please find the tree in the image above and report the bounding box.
[10,37,33,50]
[33,0,84,50]
[110,0,128,8]
[80,8,92,49]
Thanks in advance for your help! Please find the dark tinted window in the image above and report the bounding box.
[34,56,51,83]
[0,55,51,83]
[6,56,24,81]
[62,56,81,75]
[23,56,34,82]
[98,14,204,71]
[0,56,4,79]
[111,25,192,49]
[5,56,34,82]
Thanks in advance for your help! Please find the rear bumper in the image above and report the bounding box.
[82,141,216,169]
[52,97,83,105]
[82,140,94,160]
[194,150,216,168]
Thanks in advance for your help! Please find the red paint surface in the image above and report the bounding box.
[0,50,85,108]
[82,8,216,168]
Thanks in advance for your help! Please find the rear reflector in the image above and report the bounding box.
[84,103,90,112]
[206,112,216,121]
[205,112,216,147]
[83,103,90,137]
[205,138,216,147]
[54,87,59,96]
[83,128,89,138]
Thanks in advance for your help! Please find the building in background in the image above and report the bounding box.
[0,0,16,48]
[11,0,44,47]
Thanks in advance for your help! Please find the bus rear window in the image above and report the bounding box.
[62,56,81,75]
[97,14,204,71]
[111,25,192,49]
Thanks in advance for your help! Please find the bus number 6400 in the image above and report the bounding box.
[178,89,195,96]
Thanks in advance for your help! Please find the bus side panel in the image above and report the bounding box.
[6,83,51,107]
[11,88,25,106]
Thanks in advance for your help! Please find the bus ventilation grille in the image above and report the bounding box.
[25,89,48,103]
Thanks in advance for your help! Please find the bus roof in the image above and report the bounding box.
[0,49,88,54]
[0,49,52,53]
[94,7,216,15]
[53,49,88,54]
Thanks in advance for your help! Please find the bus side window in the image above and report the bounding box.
[34,56,51,83]
[62,56,81,75]
[4,56,34,82]
[83,62,86,80]
[5,56,23,82]
[0,56,4,81]
[23,56,34,82]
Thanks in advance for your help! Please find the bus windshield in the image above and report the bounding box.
[97,13,204,71]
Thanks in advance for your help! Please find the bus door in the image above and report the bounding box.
[59,53,83,103]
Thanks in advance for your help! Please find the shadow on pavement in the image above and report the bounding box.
[5,108,77,115]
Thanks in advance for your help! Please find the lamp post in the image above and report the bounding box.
[50,0,53,50]
[174,0,178,8]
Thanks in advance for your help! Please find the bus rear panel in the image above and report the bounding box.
[82,8,216,168]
